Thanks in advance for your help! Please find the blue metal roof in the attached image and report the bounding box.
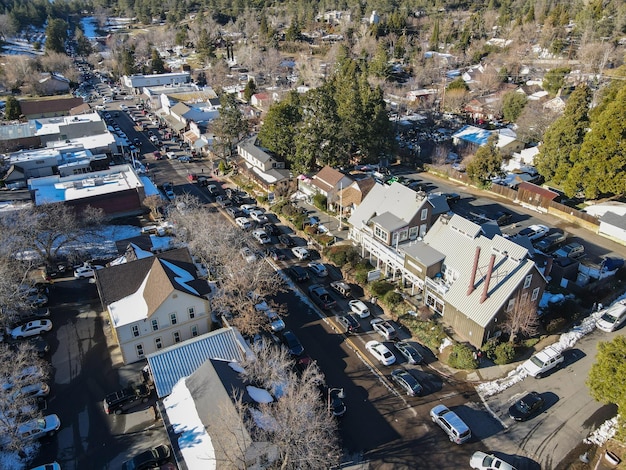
[147,327,246,398]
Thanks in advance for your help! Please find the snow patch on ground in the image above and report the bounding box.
[584,416,619,446]
[477,291,626,398]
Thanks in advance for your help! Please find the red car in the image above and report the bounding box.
[153,151,162,160]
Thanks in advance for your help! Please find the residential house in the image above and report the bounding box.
[336,176,376,217]
[250,93,271,111]
[96,248,213,364]
[452,125,524,156]
[598,212,626,246]
[299,166,353,207]
[19,97,84,119]
[402,214,546,348]
[162,358,278,469]
[348,182,449,278]
[37,72,70,95]
[236,136,291,190]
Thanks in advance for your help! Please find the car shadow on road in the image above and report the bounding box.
[453,404,503,441]
[492,452,541,470]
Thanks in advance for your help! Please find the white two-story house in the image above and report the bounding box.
[96,248,213,364]
[236,135,291,190]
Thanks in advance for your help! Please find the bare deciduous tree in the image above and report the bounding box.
[502,290,540,343]
[166,197,284,337]
[0,203,104,268]
[227,341,340,470]
[0,342,49,454]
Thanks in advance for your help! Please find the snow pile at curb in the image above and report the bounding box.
[584,416,619,446]
[477,291,626,398]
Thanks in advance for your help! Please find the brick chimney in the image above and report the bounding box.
[480,254,496,304]
[467,246,481,296]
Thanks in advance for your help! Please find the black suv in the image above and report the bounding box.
[122,444,170,470]
[103,384,151,415]
[289,265,309,282]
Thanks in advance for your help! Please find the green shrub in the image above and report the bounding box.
[481,339,498,361]
[355,269,368,284]
[370,280,395,297]
[346,248,361,266]
[447,343,479,370]
[494,342,516,365]
[257,195,268,204]
[400,317,446,351]
[523,338,540,348]
[327,247,348,265]
[383,291,403,307]
[312,193,327,210]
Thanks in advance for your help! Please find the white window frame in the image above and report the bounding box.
[523,274,532,289]
[191,325,198,337]
[136,343,144,357]
[173,331,181,343]
[131,325,140,337]
[155,337,162,349]
[188,307,195,319]
[151,319,159,331]
[506,298,516,312]
[420,208,428,221]
[170,313,177,325]
[531,287,540,301]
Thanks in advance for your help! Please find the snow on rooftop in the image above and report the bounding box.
[164,379,216,470]
[109,273,150,327]
[29,165,143,205]
[246,386,273,404]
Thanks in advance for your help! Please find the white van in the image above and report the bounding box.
[596,302,626,332]
[522,346,564,378]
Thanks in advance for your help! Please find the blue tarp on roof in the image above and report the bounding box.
[452,125,492,145]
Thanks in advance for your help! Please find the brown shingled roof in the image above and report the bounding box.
[19,97,84,116]
[312,166,345,192]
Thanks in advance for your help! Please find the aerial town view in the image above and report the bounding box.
[1,0,626,469]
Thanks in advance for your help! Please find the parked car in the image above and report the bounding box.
[596,302,626,332]
[281,330,304,356]
[308,284,336,310]
[493,211,513,226]
[289,265,309,282]
[250,210,268,224]
[74,263,104,279]
[239,204,257,215]
[12,382,50,400]
[121,444,171,470]
[178,155,191,163]
[266,247,286,261]
[443,193,461,204]
[390,369,423,396]
[29,336,51,357]
[330,281,352,298]
[430,404,471,444]
[365,340,396,366]
[470,451,517,470]
[30,462,60,470]
[508,391,545,421]
[263,223,279,236]
[10,320,52,339]
[307,262,328,277]
[240,247,257,263]
[252,229,271,244]
[264,310,286,332]
[152,151,162,160]
[395,341,423,365]
[553,242,585,259]
[292,247,310,260]
[370,318,397,341]
[348,300,370,318]
[326,387,347,418]
[522,346,564,378]
[14,414,61,441]
[534,231,567,252]
[17,307,50,324]
[516,224,550,241]
[337,314,361,334]
[103,384,151,415]
[279,234,296,247]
